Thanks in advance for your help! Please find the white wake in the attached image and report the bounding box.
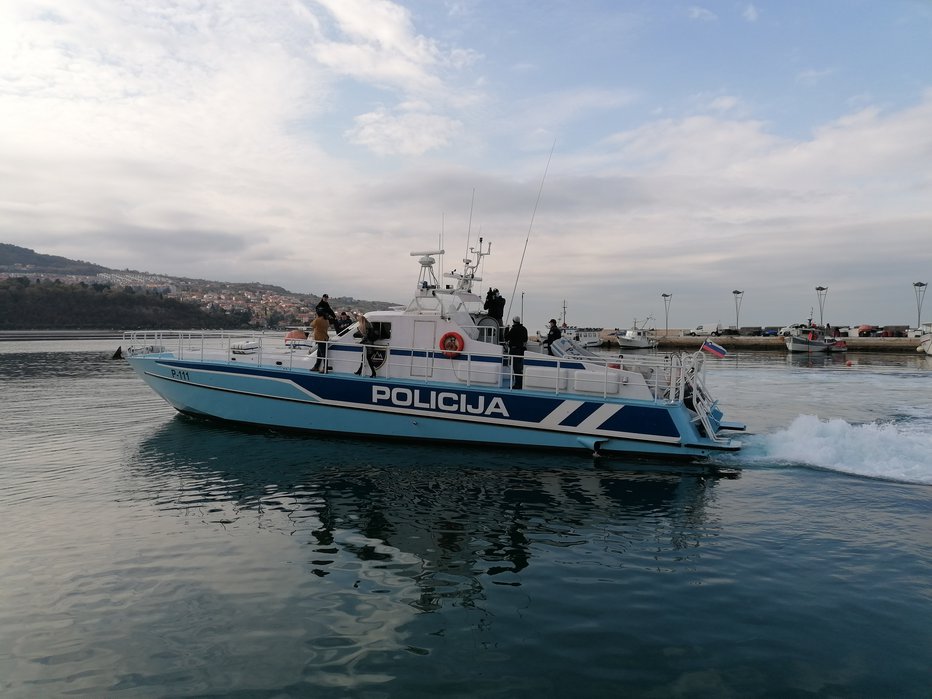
[745,414,932,485]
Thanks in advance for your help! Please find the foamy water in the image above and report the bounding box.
[740,415,932,484]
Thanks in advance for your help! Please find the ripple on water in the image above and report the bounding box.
[2,349,931,696]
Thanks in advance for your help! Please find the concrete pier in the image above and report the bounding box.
[651,335,921,353]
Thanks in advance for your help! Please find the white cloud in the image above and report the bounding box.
[797,67,835,86]
[346,107,462,155]
[309,0,479,90]
[0,2,930,326]
[687,6,717,22]
[743,4,760,22]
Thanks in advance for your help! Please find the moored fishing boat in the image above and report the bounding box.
[125,240,744,459]
[566,327,604,348]
[784,323,846,352]
[614,318,658,350]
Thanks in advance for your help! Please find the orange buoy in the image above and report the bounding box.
[284,329,307,346]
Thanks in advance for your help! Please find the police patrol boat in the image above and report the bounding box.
[124,241,744,459]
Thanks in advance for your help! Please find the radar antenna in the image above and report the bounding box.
[410,249,444,295]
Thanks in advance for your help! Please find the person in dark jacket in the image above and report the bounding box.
[543,318,562,355]
[483,288,506,323]
[315,294,337,325]
[505,315,528,389]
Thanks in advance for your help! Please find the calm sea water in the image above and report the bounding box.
[1,339,930,697]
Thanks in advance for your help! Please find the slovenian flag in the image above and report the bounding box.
[701,339,727,357]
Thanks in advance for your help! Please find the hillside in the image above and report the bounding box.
[0,243,107,275]
[0,277,251,330]
[0,243,396,329]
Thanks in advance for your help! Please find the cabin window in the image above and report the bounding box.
[372,322,392,340]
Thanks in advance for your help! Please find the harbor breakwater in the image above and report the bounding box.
[652,335,922,353]
[1,330,922,353]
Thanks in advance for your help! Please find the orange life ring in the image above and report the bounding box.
[439,331,465,359]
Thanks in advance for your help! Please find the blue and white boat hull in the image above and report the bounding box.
[128,352,739,459]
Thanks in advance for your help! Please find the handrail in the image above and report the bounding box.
[122,329,715,411]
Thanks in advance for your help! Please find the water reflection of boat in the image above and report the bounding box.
[131,419,739,594]
[784,351,851,368]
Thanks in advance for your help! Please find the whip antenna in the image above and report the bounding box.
[506,141,555,322]
[464,188,476,260]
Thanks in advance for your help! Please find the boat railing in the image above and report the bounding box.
[122,330,715,407]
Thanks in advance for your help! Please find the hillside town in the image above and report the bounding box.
[0,265,396,329]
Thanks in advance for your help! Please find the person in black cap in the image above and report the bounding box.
[315,294,336,325]
[505,315,528,389]
[543,318,562,355]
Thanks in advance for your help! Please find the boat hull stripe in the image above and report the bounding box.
[558,401,603,427]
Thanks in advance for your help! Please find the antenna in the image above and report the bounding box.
[443,236,490,294]
[506,140,555,322]
[464,189,476,261]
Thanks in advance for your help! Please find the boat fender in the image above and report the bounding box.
[439,331,465,359]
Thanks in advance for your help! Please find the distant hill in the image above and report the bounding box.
[0,242,297,295]
[0,243,399,307]
[0,242,397,329]
[0,243,108,275]
[0,277,252,330]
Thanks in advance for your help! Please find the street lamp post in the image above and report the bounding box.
[731,290,743,333]
[914,282,927,330]
[815,286,828,327]
[661,293,672,336]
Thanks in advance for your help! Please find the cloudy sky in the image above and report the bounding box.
[2,0,931,329]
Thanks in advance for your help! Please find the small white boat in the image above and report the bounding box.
[915,323,932,355]
[614,318,658,350]
[125,239,743,459]
[566,327,604,348]
[919,333,932,355]
[538,321,604,348]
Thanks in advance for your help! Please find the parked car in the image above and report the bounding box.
[688,323,722,336]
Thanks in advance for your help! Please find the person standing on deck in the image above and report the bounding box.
[505,316,528,389]
[354,313,378,377]
[484,288,506,324]
[543,318,562,355]
[315,294,336,325]
[310,309,332,373]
